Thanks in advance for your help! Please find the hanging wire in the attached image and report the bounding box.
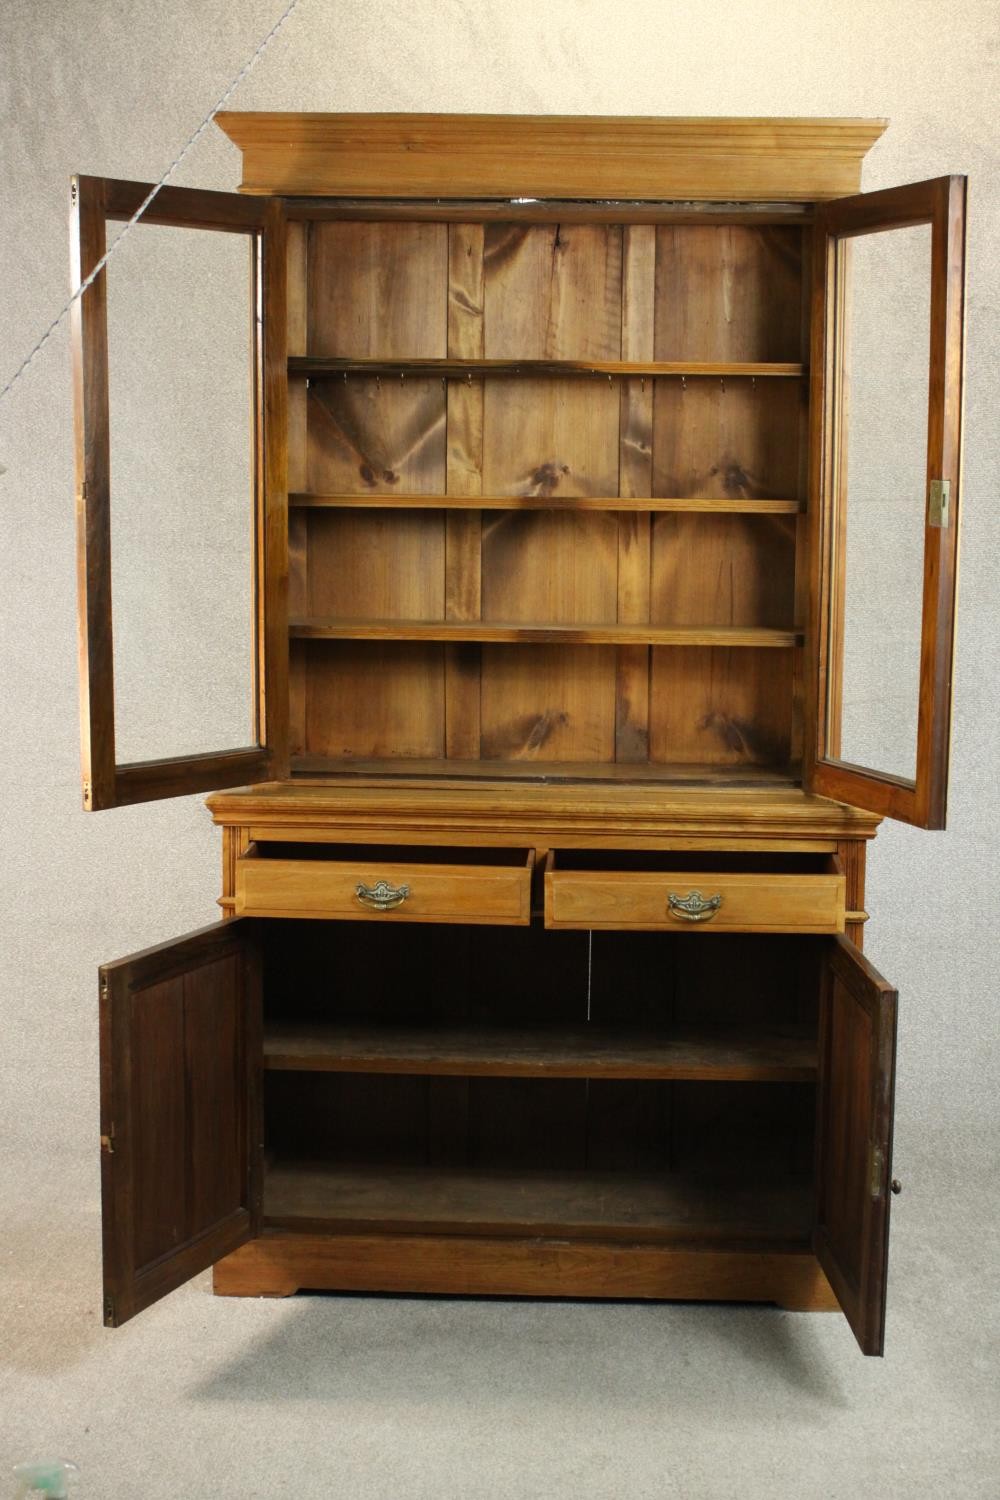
[0,0,306,412]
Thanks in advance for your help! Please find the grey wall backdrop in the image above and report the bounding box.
[1,3,997,1497]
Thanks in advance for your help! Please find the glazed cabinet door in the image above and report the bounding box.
[805,176,966,827]
[814,936,898,1356]
[99,920,262,1326]
[71,176,288,809]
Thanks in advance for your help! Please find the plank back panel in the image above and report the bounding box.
[307,510,444,620]
[654,226,803,361]
[478,224,622,763]
[306,379,447,496]
[307,222,448,357]
[649,646,795,765]
[645,222,804,772]
[482,510,618,622]
[292,217,806,777]
[303,221,449,762]
[650,514,797,628]
[303,642,445,760]
[479,645,617,761]
[482,223,623,359]
[444,224,485,758]
[616,225,656,761]
[652,379,803,500]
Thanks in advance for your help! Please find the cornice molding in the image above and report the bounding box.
[214,113,888,202]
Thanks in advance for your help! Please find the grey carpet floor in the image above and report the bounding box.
[2,1148,997,1500]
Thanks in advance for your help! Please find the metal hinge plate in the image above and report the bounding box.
[928,479,950,528]
[870,1143,885,1198]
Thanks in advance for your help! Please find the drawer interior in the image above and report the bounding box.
[548,850,836,875]
[247,842,531,868]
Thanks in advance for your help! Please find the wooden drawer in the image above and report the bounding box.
[235,844,534,925]
[544,851,846,934]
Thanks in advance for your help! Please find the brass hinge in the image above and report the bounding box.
[100,1124,115,1155]
[99,975,109,1003]
[870,1143,885,1198]
[928,479,950,528]
[103,1293,116,1327]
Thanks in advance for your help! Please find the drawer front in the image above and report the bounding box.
[545,864,845,934]
[235,850,534,925]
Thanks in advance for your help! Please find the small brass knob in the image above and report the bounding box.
[891,1179,902,1195]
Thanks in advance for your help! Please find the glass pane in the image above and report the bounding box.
[107,222,256,764]
[831,222,931,782]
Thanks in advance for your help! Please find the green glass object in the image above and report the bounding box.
[12,1462,80,1498]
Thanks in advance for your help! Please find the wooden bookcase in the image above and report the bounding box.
[70,117,966,1355]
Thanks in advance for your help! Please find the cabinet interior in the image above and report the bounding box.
[286,218,809,785]
[260,922,821,1244]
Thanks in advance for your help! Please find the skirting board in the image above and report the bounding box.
[213,1231,839,1312]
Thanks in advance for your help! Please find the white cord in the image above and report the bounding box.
[0,0,306,410]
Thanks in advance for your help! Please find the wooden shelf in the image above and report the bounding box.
[263,1022,816,1081]
[290,356,805,379]
[289,493,804,514]
[289,621,803,647]
[263,1161,814,1243]
[287,756,797,786]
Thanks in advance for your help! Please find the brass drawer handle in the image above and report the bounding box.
[667,889,722,923]
[356,879,411,911]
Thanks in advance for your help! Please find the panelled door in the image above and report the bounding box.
[805,176,966,828]
[814,936,898,1356]
[99,920,261,1326]
[71,176,288,809]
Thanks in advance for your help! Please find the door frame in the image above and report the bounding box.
[803,175,966,828]
[814,934,898,1355]
[70,175,289,809]
[100,918,262,1326]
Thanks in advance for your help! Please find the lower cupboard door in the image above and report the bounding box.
[99,919,262,1326]
[815,935,898,1355]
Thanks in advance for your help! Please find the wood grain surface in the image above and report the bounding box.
[214,1231,839,1308]
[262,1021,817,1081]
[215,113,886,201]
